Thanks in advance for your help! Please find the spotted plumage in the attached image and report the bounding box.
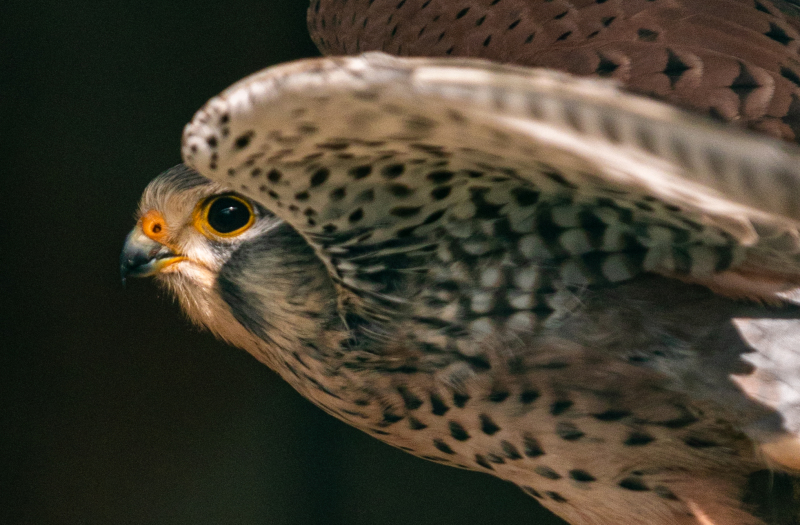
[121,3,800,525]
[309,0,800,143]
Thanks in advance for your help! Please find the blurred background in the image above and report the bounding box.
[3,2,562,524]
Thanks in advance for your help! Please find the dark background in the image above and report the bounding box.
[3,1,562,524]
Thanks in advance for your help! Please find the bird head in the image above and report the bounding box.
[120,164,340,366]
[120,165,277,289]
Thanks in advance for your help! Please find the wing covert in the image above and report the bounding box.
[182,53,800,322]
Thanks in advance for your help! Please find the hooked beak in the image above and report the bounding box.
[120,227,185,283]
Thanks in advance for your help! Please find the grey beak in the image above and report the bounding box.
[120,228,182,284]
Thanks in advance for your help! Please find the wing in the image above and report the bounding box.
[181,52,800,476]
[308,0,800,143]
[183,53,800,318]
[775,0,800,17]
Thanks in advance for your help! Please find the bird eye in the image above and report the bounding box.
[199,195,255,236]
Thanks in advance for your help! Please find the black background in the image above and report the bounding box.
[3,2,563,524]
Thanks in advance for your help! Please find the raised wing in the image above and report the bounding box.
[308,0,800,143]
[179,52,800,484]
[183,53,800,319]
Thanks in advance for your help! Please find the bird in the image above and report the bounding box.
[120,1,800,524]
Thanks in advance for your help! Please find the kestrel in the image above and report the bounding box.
[121,1,800,523]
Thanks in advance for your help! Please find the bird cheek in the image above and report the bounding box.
[171,235,223,274]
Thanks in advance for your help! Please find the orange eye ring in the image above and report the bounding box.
[194,194,255,238]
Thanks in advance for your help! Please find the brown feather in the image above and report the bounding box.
[308,0,800,142]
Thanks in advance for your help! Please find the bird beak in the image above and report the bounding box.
[119,226,185,283]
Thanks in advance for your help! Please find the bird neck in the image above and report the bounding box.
[211,222,351,371]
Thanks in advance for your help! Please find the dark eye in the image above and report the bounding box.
[206,196,253,234]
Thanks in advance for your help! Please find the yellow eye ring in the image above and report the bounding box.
[193,194,255,238]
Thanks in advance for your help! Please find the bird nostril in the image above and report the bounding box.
[141,210,168,243]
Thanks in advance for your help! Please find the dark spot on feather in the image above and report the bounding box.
[542,169,577,188]
[535,466,561,480]
[523,434,545,457]
[684,436,718,448]
[355,188,375,203]
[637,28,658,41]
[765,22,793,45]
[348,208,364,223]
[520,389,540,404]
[550,400,573,416]
[449,421,470,441]
[664,50,691,88]
[430,186,452,200]
[488,389,509,403]
[388,183,414,197]
[781,67,800,88]
[430,393,450,415]
[349,165,372,179]
[475,454,493,469]
[427,170,455,183]
[433,439,455,454]
[511,187,539,206]
[382,163,405,178]
[453,392,470,408]
[390,206,422,218]
[480,414,500,435]
[556,422,585,441]
[422,209,446,225]
[593,409,631,421]
[382,411,403,424]
[487,453,505,464]
[309,168,330,187]
[408,417,428,430]
[397,385,423,409]
[625,431,655,446]
[329,187,346,201]
[596,55,619,77]
[655,486,679,500]
[234,132,254,150]
[501,441,522,459]
[619,478,649,491]
[570,470,596,482]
